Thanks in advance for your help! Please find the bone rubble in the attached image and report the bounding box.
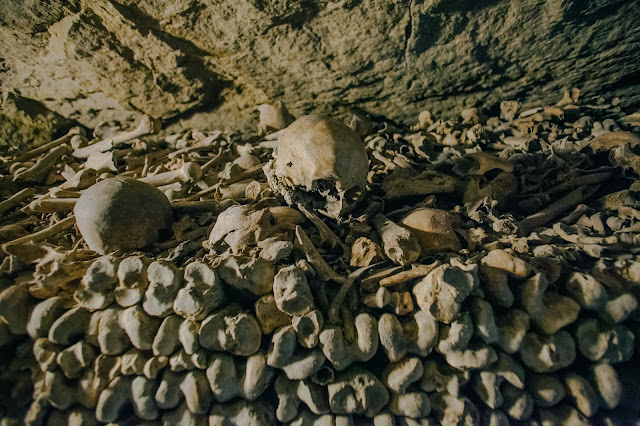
[2,91,640,425]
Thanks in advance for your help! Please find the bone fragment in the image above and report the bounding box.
[13,145,71,183]
[0,188,36,216]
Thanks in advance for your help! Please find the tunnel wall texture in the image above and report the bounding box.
[1,0,640,149]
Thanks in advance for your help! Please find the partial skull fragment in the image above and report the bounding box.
[74,177,173,254]
[264,115,369,219]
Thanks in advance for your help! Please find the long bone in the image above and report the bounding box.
[73,115,160,159]
[13,145,71,183]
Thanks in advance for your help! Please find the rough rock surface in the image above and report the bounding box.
[1,0,640,150]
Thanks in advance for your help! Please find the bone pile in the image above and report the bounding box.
[1,91,640,425]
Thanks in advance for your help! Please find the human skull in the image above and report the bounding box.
[74,177,173,255]
[264,115,369,219]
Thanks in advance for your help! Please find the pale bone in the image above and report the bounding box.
[13,145,71,183]
[258,101,294,134]
[33,337,62,372]
[178,319,200,354]
[96,376,133,423]
[264,115,369,219]
[520,273,581,334]
[436,312,473,354]
[120,305,162,350]
[287,409,354,426]
[295,225,345,283]
[519,330,576,373]
[131,375,160,420]
[28,197,78,213]
[479,249,529,308]
[463,172,517,205]
[178,370,212,414]
[377,261,440,287]
[601,293,638,323]
[273,265,315,316]
[161,402,206,425]
[389,391,431,418]
[115,255,151,307]
[96,307,131,355]
[254,294,291,334]
[13,127,84,163]
[297,203,348,253]
[468,297,498,344]
[516,185,600,235]
[566,272,608,310]
[1,216,76,251]
[382,171,457,199]
[57,340,96,379]
[0,284,35,334]
[138,162,202,186]
[473,371,503,409]
[206,352,274,402]
[575,319,634,363]
[381,356,423,393]
[378,311,438,362]
[258,236,294,262]
[564,373,600,417]
[73,115,160,159]
[199,304,262,356]
[182,161,266,201]
[152,315,183,356]
[319,312,378,370]
[500,383,534,420]
[292,309,324,348]
[267,325,327,380]
[173,261,224,320]
[328,262,380,324]
[156,370,185,409]
[495,309,530,354]
[420,359,469,397]
[275,375,330,422]
[591,362,621,410]
[400,208,461,254]
[74,177,173,255]
[27,296,67,339]
[430,392,479,426]
[0,188,36,216]
[526,373,566,408]
[170,347,208,371]
[363,287,414,315]
[412,263,478,323]
[350,236,383,267]
[372,213,420,266]
[74,255,119,311]
[209,400,276,426]
[48,306,90,345]
[327,367,389,417]
[452,152,513,176]
[143,260,182,317]
[216,254,275,296]
[209,205,304,254]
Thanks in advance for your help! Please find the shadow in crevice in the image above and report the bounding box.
[100,1,232,123]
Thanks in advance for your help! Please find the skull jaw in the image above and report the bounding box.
[264,160,364,220]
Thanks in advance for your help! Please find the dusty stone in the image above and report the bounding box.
[3,1,640,140]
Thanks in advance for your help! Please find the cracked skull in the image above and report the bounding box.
[264,115,369,219]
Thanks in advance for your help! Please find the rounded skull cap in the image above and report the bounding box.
[274,114,368,191]
[74,177,173,254]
